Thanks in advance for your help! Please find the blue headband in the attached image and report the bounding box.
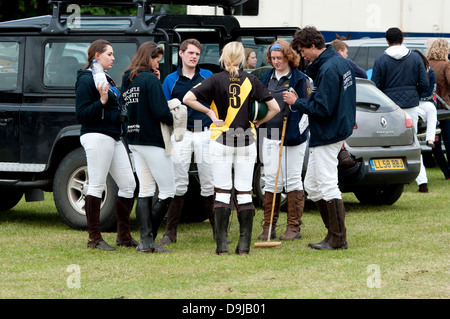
[270,44,282,52]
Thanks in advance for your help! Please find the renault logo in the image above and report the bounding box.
[380,117,387,128]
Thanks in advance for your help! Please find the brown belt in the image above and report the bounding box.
[187,127,208,132]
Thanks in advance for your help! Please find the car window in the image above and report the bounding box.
[43,41,137,88]
[0,41,19,90]
[351,47,368,70]
[367,47,386,70]
[357,81,397,112]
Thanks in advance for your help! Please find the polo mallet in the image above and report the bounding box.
[255,88,296,248]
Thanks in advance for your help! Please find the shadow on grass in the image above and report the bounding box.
[0,208,68,230]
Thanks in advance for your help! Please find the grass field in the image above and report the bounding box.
[0,167,448,302]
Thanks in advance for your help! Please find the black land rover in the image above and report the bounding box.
[0,0,298,230]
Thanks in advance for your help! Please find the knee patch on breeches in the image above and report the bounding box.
[214,187,232,209]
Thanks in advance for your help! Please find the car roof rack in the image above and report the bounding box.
[40,0,248,35]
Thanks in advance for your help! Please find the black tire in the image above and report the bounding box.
[0,188,23,211]
[354,184,404,205]
[53,147,118,231]
[252,162,287,211]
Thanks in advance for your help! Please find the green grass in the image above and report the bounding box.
[0,167,448,299]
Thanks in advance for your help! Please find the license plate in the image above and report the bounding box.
[370,158,405,171]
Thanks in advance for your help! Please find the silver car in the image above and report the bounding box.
[253,78,422,206]
[344,37,450,164]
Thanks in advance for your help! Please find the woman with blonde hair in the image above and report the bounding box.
[427,39,450,172]
[183,41,280,255]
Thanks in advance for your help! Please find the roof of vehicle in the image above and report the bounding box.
[0,1,242,36]
[344,37,450,47]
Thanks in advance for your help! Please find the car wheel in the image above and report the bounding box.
[252,162,287,211]
[0,188,24,211]
[354,184,404,205]
[53,147,118,231]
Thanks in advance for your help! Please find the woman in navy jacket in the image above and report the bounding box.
[121,41,174,253]
[75,39,136,251]
[257,40,310,241]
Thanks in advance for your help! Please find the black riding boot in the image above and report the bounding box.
[236,208,254,255]
[151,197,172,241]
[135,197,170,253]
[214,207,231,255]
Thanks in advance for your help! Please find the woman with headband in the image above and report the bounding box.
[257,40,311,241]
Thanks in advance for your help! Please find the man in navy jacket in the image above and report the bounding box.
[372,27,430,192]
[284,26,356,250]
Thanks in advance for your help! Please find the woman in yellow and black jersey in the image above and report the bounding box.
[183,41,280,255]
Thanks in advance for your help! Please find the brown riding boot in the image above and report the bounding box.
[280,190,304,240]
[309,199,348,250]
[85,195,115,250]
[115,196,138,247]
[326,199,347,248]
[257,192,280,240]
[158,195,185,245]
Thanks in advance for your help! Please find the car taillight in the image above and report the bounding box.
[405,111,414,128]
[353,122,358,129]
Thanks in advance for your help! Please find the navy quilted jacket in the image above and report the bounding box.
[372,46,429,108]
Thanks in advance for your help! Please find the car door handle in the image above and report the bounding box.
[0,118,13,125]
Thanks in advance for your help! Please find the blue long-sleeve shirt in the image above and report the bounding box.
[162,65,213,129]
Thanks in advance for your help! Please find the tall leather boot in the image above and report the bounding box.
[214,207,231,255]
[280,190,304,240]
[309,199,348,250]
[115,196,139,247]
[236,207,254,255]
[135,197,170,253]
[307,199,329,249]
[203,195,215,239]
[85,195,115,251]
[151,197,173,241]
[158,195,185,245]
[257,192,280,240]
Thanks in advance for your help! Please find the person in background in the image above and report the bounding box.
[160,39,215,245]
[75,39,137,251]
[121,42,174,253]
[371,27,430,192]
[284,26,356,250]
[257,40,310,241]
[183,41,280,255]
[331,39,368,79]
[413,49,450,180]
[244,48,258,70]
[427,38,450,179]
[413,50,438,149]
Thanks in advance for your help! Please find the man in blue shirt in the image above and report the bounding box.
[160,39,214,245]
